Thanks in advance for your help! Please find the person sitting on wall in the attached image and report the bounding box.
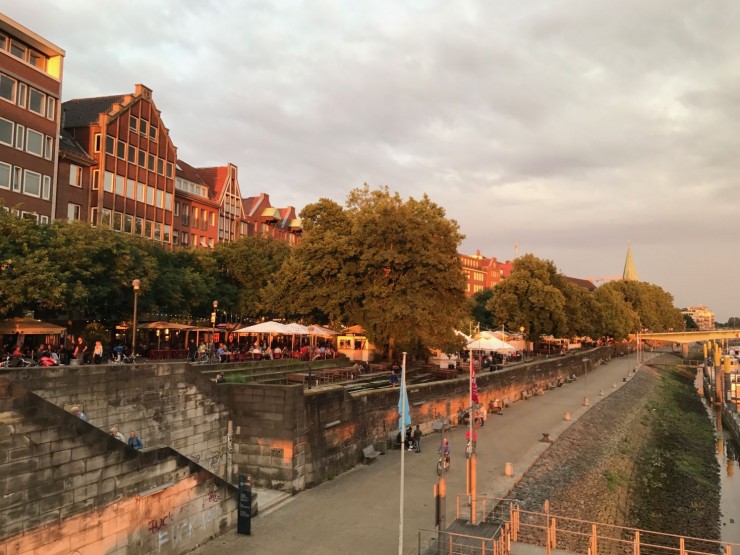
[213,371,225,384]
[110,426,126,442]
[128,431,143,450]
[389,373,399,387]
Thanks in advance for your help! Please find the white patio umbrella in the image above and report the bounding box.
[283,322,310,352]
[233,321,290,334]
[466,335,516,353]
[307,325,338,337]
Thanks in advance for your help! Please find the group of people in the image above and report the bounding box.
[398,424,423,453]
[70,406,144,450]
[188,337,337,363]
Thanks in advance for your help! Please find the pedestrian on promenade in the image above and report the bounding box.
[70,406,88,422]
[128,431,143,450]
[405,425,414,451]
[93,341,104,364]
[110,426,125,442]
[413,425,422,453]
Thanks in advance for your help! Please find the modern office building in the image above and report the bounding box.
[682,305,715,331]
[0,13,64,222]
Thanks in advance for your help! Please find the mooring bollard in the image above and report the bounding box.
[583,397,590,406]
[563,411,571,421]
[505,462,513,477]
[599,389,604,396]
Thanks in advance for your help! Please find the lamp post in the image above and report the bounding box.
[520,326,525,363]
[131,279,140,360]
[582,358,589,406]
[211,300,218,356]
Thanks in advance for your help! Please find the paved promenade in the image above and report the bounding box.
[193,352,650,555]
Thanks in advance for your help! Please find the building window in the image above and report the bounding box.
[181,231,189,245]
[210,211,215,226]
[44,136,53,160]
[157,158,164,175]
[0,74,15,102]
[67,203,81,221]
[154,222,161,241]
[0,33,6,50]
[138,149,146,167]
[43,174,53,198]
[166,162,173,178]
[26,129,43,156]
[0,162,10,189]
[145,220,152,238]
[92,169,99,190]
[28,89,44,115]
[112,212,122,232]
[173,230,179,245]
[9,41,26,60]
[156,189,163,208]
[165,192,172,211]
[174,201,180,217]
[29,50,47,71]
[69,164,82,187]
[94,134,101,152]
[128,144,135,162]
[129,115,137,132]
[115,175,124,196]
[0,117,12,145]
[12,167,21,191]
[124,214,133,233]
[164,224,171,243]
[105,135,114,155]
[182,205,190,226]
[149,126,157,142]
[23,170,41,197]
[90,207,98,225]
[14,124,24,150]
[139,120,148,136]
[117,140,125,159]
[135,217,143,235]
[148,154,155,171]
[39,215,49,224]
[103,171,114,192]
[146,186,154,205]
[17,83,26,108]
[46,96,55,119]
[101,208,112,227]
[126,179,135,200]
[137,182,145,203]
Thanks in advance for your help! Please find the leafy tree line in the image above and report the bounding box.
[2,189,691,354]
[473,254,686,342]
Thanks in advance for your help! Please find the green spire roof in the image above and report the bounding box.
[623,243,638,281]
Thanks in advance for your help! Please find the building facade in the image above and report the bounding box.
[241,193,302,245]
[682,305,715,331]
[459,250,514,296]
[60,84,177,246]
[0,13,64,222]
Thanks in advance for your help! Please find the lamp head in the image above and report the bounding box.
[132,279,140,291]
[213,300,218,309]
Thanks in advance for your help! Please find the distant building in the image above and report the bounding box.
[562,276,597,291]
[0,13,65,222]
[623,243,638,281]
[459,250,513,296]
[682,306,715,331]
[241,193,302,245]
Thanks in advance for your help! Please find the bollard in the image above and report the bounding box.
[563,411,571,421]
[612,383,617,388]
[583,397,590,407]
[599,389,604,396]
[505,462,513,477]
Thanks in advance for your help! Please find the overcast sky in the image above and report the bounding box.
[4,1,739,321]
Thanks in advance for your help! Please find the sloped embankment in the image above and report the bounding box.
[505,355,720,547]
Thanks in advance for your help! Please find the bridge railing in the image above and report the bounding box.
[456,495,735,555]
[415,525,511,555]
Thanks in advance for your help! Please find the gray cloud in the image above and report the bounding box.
[4,0,739,319]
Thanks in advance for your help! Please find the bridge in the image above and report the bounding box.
[638,329,740,343]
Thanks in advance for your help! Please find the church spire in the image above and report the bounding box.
[623,242,638,281]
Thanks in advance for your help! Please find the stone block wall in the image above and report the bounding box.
[2,362,230,478]
[0,385,236,554]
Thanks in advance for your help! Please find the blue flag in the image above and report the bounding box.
[398,379,411,432]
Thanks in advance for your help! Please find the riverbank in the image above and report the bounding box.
[504,354,721,544]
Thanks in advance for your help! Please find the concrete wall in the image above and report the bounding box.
[0,382,236,554]
[3,362,230,478]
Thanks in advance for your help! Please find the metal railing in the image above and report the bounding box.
[416,525,510,555]
[453,495,735,555]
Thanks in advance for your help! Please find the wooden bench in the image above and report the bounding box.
[363,445,381,463]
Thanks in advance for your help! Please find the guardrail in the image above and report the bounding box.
[415,525,510,555]
[454,495,736,555]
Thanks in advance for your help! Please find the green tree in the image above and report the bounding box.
[600,280,684,332]
[684,314,699,330]
[470,288,495,330]
[592,286,639,339]
[266,185,468,358]
[486,254,567,343]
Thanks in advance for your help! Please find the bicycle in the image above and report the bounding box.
[436,453,450,476]
[196,351,220,364]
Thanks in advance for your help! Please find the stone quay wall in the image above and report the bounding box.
[2,362,231,478]
[228,345,628,490]
[0,382,236,555]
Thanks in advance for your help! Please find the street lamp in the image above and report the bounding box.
[520,326,525,362]
[131,279,140,359]
[582,358,589,406]
[211,300,218,356]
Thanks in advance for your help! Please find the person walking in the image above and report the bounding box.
[413,424,422,453]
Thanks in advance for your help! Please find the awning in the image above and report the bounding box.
[139,321,194,330]
[0,317,65,335]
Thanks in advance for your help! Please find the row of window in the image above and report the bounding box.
[172,230,214,248]
[92,207,172,243]
[99,134,173,177]
[100,171,174,211]
[129,115,157,142]
[0,33,47,72]
[174,201,215,230]
[1,205,50,224]
[174,176,209,198]
[0,72,56,119]
[0,117,54,160]
[0,162,52,199]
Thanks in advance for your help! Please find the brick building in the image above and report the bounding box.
[0,13,64,222]
[60,84,177,246]
[173,160,220,248]
[241,193,302,245]
[459,250,513,296]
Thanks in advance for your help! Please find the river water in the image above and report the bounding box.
[715,412,740,542]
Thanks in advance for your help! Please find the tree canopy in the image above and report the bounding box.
[265,185,468,357]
